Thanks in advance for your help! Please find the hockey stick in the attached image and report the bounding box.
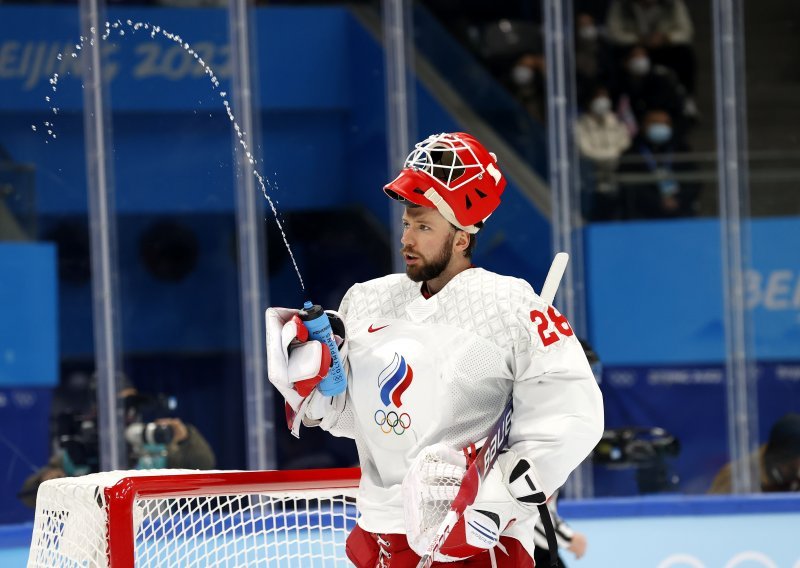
[415,253,569,568]
[539,252,569,306]
[415,397,513,568]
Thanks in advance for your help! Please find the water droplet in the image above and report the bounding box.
[45,96,50,102]
[57,54,62,61]
[31,125,37,131]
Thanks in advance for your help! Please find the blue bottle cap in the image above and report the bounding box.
[303,300,313,309]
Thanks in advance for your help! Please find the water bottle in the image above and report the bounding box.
[298,301,347,396]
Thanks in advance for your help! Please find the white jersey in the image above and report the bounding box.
[316,267,603,556]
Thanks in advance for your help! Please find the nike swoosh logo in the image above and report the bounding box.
[368,324,389,333]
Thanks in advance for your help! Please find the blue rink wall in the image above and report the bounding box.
[1,495,799,567]
[587,217,800,496]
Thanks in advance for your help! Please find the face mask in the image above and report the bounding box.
[511,65,534,86]
[646,123,672,145]
[578,25,598,41]
[628,56,651,76]
[590,96,611,116]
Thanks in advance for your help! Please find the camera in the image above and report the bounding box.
[593,427,681,494]
[55,390,178,473]
[594,427,679,466]
[124,421,175,446]
[124,422,175,469]
[56,414,100,476]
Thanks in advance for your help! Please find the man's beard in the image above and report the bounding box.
[403,234,454,283]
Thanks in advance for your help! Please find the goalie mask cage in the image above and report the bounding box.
[27,467,361,568]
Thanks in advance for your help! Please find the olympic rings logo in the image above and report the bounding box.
[374,409,412,435]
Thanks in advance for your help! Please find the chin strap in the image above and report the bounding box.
[423,188,480,234]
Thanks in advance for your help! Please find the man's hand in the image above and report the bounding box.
[157,418,189,444]
[569,532,588,559]
[265,306,347,436]
[41,467,66,482]
[265,307,331,399]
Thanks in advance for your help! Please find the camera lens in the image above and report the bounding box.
[125,422,175,446]
[149,424,174,445]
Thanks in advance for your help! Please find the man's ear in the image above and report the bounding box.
[453,230,470,254]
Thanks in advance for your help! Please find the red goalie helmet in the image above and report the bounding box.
[383,132,506,233]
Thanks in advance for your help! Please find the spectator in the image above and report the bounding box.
[17,372,216,508]
[575,13,613,106]
[709,413,800,494]
[508,51,547,123]
[616,109,700,219]
[613,45,689,137]
[575,85,631,220]
[605,0,697,111]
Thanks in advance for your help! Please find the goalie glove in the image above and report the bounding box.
[264,307,348,436]
[402,444,533,562]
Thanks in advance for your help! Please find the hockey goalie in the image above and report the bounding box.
[266,132,604,567]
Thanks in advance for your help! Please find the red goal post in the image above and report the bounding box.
[28,467,361,568]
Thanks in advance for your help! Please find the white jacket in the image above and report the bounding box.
[575,112,631,164]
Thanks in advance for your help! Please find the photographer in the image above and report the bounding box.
[18,373,216,508]
[709,413,800,494]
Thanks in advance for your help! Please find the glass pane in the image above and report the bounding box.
[744,0,800,494]
[0,3,90,524]
[575,0,728,496]
[251,3,385,469]
[105,6,238,471]
[415,0,729,497]
[413,2,555,293]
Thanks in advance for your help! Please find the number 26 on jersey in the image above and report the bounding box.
[529,306,574,346]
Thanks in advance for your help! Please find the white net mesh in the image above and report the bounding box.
[28,469,359,568]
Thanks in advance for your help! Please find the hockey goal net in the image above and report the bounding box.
[27,467,361,568]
